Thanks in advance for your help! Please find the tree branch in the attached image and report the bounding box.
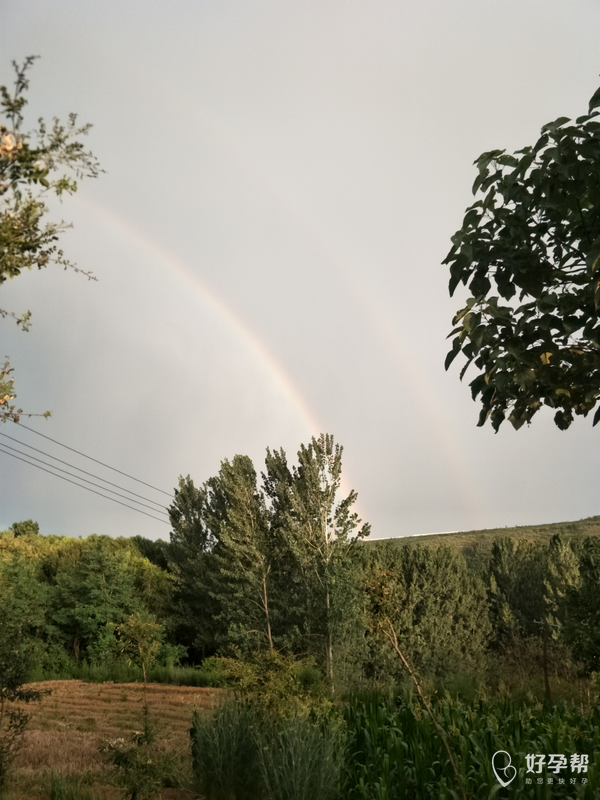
[380,618,468,800]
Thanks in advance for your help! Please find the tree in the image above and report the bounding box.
[1,56,101,422]
[564,537,600,674]
[207,455,275,656]
[363,542,490,681]
[9,519,38,537]
[445,84,600,431]
[0,554,48,790]
[49,537,143,664]
[263,434,370,691]
[167,475,220,659]
[115,611,164,689]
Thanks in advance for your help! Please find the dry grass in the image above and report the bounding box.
[4,680,221,799]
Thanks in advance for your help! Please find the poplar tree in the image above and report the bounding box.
[207,455,275,655]
[264,434,370,691]
[167,476,219,659]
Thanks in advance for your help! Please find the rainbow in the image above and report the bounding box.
[77,86,487,530]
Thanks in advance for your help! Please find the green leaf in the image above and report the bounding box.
[586,235,600,274]
[541,116,571,134]
[589,86,600,114]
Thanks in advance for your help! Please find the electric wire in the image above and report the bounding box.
[0,446,170,525]
[14,421,173,497]
[0,441,169,517]
[0,431,167,510]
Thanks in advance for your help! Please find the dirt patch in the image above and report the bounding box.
[5,680,221,798]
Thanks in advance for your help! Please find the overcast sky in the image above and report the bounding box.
[1,1,600,541]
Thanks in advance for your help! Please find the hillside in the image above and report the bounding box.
[366,514,600,565]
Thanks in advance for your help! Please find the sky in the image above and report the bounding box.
[1,0,600,541]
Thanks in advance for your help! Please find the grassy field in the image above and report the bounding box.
[4,680,221,799]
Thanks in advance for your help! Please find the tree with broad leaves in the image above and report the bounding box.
[445,84,600,431]
[1,56,101,422]
[0,555,48,790]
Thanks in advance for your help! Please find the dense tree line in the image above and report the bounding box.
[2,435,599,693]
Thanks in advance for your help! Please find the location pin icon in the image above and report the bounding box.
[492,750,517,787]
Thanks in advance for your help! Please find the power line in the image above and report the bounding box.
[0,431,167,510]
[14,421,173,497]
[0,441,170,517]
[0,446,170,525]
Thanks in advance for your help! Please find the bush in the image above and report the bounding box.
[190,700,344,800]
[257,714,344,800]
[100,703,183,800]
[191,701,261,800]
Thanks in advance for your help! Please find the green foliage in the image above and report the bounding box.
[445,84,600,431]
[0,555,48,791]
[114,611,164,686]
[256,713,344,800]
[191,702,262,800]
[0,531,179,675]
[204,651,329,714]
[564,537,600,674]
[9,519,38,537]
[101,704,182,800]
[49,773,105,800]
[190,698,344,800]
[29,660,219,687]
[488,538,547,642]
[49,537,144,664]
[264,434,369,690]
[363,542,490,681]
[1,56,101,422]
[343,690,600,799]
[485,534,583,694]
[191,650,341,798]
[167,475,220,660]
[168,434,370,691]
[207,455,275,656]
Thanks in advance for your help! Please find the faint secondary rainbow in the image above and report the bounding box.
[107,67,488,530]
[78,195,364,510]
[171,104,488,528]
[81,196,322,440]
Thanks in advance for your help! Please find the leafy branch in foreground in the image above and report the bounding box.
[445,84,600,431]
[1,56,102,422]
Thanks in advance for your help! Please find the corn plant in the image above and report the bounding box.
[342,691,600,799]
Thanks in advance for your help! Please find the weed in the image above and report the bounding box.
[49,772,105,799]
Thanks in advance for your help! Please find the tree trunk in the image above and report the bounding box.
[263,574,273,651]
[326,589,334,695]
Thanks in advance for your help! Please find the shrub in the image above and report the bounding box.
[191,701,261,800]
[257,714,344,800]
[190,699,344,800]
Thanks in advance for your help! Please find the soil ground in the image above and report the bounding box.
[4,680,222,799]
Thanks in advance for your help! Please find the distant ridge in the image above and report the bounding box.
[365,515,600,558]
